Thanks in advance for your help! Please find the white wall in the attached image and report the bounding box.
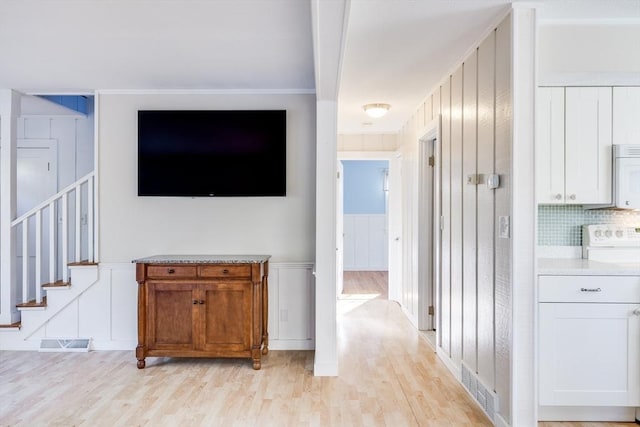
[539,24,640,85]
[97,93,316,264]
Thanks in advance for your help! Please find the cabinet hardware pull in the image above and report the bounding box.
[633,308,640,316]
[199,300,205,304]
[168,269,175,274]
[569,194,576,200]
[223,269,229,274]
[580,287,602,292]
[193,300,198,304]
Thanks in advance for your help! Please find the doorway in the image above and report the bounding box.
[336,152,401,303]
[418,126,439,346]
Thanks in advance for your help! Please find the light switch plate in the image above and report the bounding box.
[499,216,510,239]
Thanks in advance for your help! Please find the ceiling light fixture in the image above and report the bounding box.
[363,103,391,118]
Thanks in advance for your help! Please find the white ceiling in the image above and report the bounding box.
[0,0,639,134]
[0,0,315,92]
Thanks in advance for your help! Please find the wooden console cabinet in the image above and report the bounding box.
[134,255,269,370]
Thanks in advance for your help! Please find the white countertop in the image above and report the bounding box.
[538,258,640,276]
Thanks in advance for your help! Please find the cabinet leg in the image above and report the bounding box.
[137,359,146,369]
[252,359,261,370]
[262,333,269,355]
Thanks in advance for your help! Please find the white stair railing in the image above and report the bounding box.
[11,172,95,304]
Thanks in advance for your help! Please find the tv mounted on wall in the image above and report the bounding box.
[138,110,286,197]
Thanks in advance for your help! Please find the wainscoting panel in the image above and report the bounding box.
[343,214,388,271]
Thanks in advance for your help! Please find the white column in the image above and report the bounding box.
[510,5,537,427]
[314,100,338,376]
[0,89,21,324]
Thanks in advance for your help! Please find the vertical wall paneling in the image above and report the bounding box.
[494,15,513,423]
[476,30,496,391]
[425,95,434,124]
[450,67,464,366]
[434,86,442,120]
[462,50,478,371]
[440,77,452,355]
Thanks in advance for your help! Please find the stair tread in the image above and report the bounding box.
[16,296,47,309]
[68,261,98,267]
[0,321,21,329]
[42,280,71,288]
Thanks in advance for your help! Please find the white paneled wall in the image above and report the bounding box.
[10,262,315,351]
[343,214,388,271]
[268,262,315,350]
[397,13,513,426]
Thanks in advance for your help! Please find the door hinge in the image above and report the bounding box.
[337,171,340,179]
[428,156,435,167]
[428,305,434,315]
[47,162,50,171]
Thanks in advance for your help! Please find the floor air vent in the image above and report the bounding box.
[39,338,91,352]
[461,363,498,423]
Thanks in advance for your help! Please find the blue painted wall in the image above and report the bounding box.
[40,95,89,114]
[342,160,388,214]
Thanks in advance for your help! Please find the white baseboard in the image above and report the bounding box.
[313,361,338,377]
[495,413,510,427]
[435,346,462,381]
[91,340,137,351]
[538,406,636,422]
[269,339,314,351]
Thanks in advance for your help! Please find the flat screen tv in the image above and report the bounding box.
[138,110,286,197]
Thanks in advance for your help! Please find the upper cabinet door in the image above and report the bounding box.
[536,87,565,204]
[613,87,640,145]
[565,87,612,204]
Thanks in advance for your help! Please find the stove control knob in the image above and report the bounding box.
[616,230,624,238]
[605,230,613,238]
[594,230,602,238]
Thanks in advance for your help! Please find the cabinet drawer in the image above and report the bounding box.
[539,275,640,303]
[147,265,197,278]
[199,264,252,279]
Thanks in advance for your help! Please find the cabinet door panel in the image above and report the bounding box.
[536,87,565,203]
[613,87,640,145]
[200,282,252,352]
[147,282,196,350]
[565,87,612,204]
[539,303,640,406]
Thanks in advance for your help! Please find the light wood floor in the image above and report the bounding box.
[0,274,635,426]
[342,271,388,299]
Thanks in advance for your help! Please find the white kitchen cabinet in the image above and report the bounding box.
[538,275,640,408]
[536,87,565,204]
[536,87,612,205]
[565,87,612,204]
[613,87,640,145]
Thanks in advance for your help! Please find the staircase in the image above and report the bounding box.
[0,173,99,349]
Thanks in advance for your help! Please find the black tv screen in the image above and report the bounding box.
[138,110,286,197]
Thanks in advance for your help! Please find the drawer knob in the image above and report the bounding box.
[580,287,602,292]
[223,269,229,274]
[193,300,198,305]
[633,308,640,316]
[199,300,205,305]
[168,268,175,274]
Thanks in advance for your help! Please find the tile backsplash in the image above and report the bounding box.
[538,205,640,246]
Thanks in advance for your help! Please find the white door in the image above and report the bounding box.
[16,142,57,294]
[539,303,640,406]
[387,155,402,303]
[336,161,344,296]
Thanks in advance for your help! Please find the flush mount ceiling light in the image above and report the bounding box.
[363,103,391,118]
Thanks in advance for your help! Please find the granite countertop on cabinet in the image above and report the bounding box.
[132,255,271,264]
[538,258,640,276]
